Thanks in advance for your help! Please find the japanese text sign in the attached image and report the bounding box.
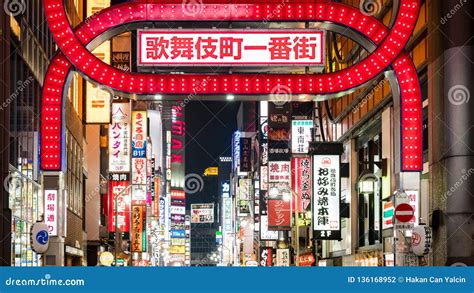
[138,30,324,66]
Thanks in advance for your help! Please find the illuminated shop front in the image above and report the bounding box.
[9,164,43,266]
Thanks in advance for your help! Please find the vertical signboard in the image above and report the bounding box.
[131,110,147,185]
[313,154,341,240]
[239,137,252,173]
[131,110,148,157]
[292,157,312,213]
[260,247,274,267]
[170,103,185,189]
[152,177,161,217]
[222,197,232,233]
[131,158,147,185]
[109,103,131,173]
[232,131,241,174]
[406,190,419,226]
[131,205,147,252]
[85,0,111,124]
[268,102,291,161]
[237,179,252,215]
[291,120,313,154]
[108,174,131,233]
[276,249,290,266]
[267,197,291,230]
[169,189,186,263]
[44,190,58,236]
[260,215,278,240]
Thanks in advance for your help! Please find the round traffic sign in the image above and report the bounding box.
[394,203,414,222]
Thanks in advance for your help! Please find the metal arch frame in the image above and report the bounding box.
[40,0,422,172]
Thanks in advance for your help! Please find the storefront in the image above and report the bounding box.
[9,165,43,266]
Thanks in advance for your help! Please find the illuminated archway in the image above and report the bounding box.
[41,0,422,172]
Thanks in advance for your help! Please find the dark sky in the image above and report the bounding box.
[185,101,240,175]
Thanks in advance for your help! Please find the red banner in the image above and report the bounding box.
[108,179,131,233]
[267,199,291,230]
[292,157,312,213]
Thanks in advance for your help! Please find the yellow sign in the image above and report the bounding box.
[169,245,186,254]
[204,167,218,176]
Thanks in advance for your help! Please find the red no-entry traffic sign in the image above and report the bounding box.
[394,203,415,222]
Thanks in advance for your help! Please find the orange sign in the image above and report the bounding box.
[204,167,219,176]
[131,205,146,252]
[298,253,315,266]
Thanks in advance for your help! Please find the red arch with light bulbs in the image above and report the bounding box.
[41,0,422,171]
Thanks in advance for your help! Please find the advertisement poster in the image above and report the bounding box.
[191,203,215,223]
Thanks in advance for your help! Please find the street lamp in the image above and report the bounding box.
[358,172,378,194]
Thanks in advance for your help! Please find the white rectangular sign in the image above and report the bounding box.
[268,161,291,183]
[131,157,147,185]
[44,190,58,236]
[276,249,290,267]
[138,30,324,66]
[291,120,313,154]
[191,203,215,223]
[170,206,186,215]
[313,155,340,239]
[109,103,131,173]
[260,215,278,240]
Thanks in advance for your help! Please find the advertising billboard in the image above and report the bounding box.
[191,203,214,224]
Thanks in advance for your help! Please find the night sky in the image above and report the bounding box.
[185,101,240,176]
